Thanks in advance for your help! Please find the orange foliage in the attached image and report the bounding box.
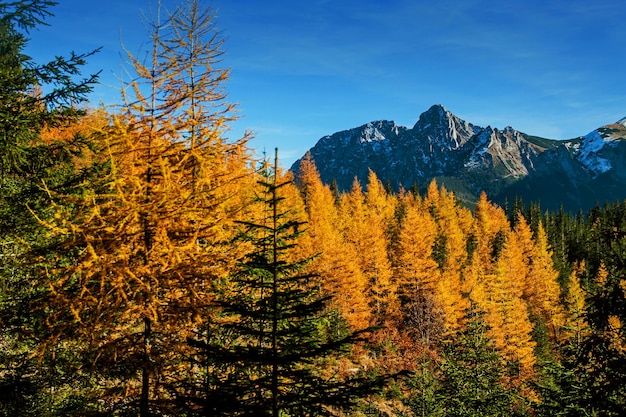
[563,260,589,346]
[340,174,399,326]
[296,155,371,330]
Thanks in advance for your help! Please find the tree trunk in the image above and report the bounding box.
[140,316,151,417]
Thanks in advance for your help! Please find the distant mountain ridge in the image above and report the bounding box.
[290,104,626,212]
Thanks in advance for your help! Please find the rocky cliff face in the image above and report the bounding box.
[290,105,626,212]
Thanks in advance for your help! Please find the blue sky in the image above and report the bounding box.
[25,0,626,167]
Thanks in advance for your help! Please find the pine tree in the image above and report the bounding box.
[434,308,527,417]
[0,1,100,414]
[404,355,442,417]
[0,0,98,181]
[179,150,381,416]
[574,205,626,416]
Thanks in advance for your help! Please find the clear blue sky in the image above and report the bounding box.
[25,0,626,167]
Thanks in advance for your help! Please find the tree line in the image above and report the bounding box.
[0,1,624,416]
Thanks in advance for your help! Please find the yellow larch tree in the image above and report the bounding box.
[433,185,469,272]
[461,250,489,305]
[395,191,440,301]
[483,233,537,379]
[418,181,470,334]
[39,107,111,170]
[393,190,445,346]
[34,2,253,414]
[340,175,398,326]
[511,214,534,285]
[431,185,470,333]
[296,155,371,330]
[364,169,397,227]
[563,261,589,346]
[436,268,469,335]
[526,222,565,339]
[595,261,609,288]
[363,170,400,324]
[472,191,510,271]
[423,179,440,212]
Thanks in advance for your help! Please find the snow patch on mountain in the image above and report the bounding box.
[361,121,390,143]
[463,129,491,170]
[578,130,612,175]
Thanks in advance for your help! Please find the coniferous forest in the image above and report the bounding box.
[1,1,625,416]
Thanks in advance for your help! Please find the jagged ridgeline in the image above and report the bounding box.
[290,104,626,212]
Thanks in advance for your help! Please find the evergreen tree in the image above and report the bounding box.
[404,356,442,417]
[0,0,98,181]
[433,307,527,417]
[179,150,381,416]
[571,202,626,416]
[534,357,595,417]
[0,1,99,414]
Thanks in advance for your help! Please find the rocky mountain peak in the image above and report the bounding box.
[412,104,478,150]
[360,120,401,143]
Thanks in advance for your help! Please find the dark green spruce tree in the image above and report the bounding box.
[516,200,626,417]
[0,1,99,415]
[430,306,527,417]
[175,150,382,416]
[567,202,626,417]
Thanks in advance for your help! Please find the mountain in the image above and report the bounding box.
[290,104,626,212]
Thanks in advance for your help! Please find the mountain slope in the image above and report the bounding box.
[497,117,626,211]
[290,105,626,212]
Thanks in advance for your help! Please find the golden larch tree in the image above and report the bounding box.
[363,170,400,324]
[563,261,589,346]
[430,184,470,333]
[340,176,398,326]
[296,155,371,329]
[526,222,565,339]
[472,191,510,271]
[395,191,440,301]
[35,2,252,414]
[483,233,537,379]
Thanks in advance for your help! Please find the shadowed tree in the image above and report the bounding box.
[433,307,527,417]
[0,1,100,414]
[178,150,383,416]
[571,204,626,416]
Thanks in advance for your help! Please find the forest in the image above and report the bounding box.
[0,1,625,416]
